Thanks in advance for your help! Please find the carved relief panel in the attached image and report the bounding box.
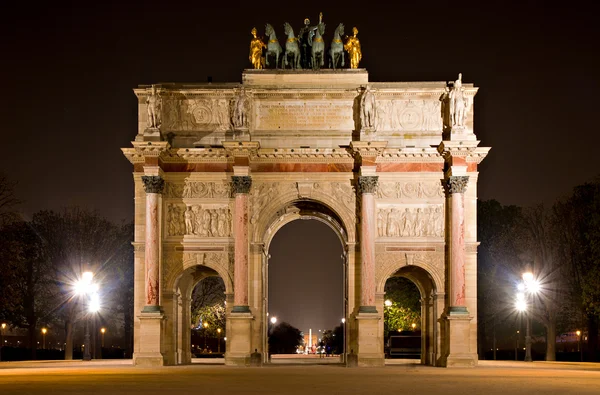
[374,99,442,133]
[377,205,444,238]
[166,203,232,237]
[162,97,233,132]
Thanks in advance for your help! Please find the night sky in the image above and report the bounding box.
[1,1,599,332]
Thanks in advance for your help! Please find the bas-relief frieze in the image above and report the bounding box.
[165,181,231,199]
[160,93,443,133]
[376,181,444,200]
[163,251,234,291]
[250,182,297,224]
[377,205,444,238]
[162,98,232,132]
[166,203,232,237]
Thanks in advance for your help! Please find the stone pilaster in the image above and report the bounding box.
[357,176,378,313]
[141,175,164,311]
[232,176,251,313]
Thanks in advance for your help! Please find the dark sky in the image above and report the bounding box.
[1,1,599,331]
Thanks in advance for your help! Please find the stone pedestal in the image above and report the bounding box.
[355,312,384,366]
[445,313,477,367]
[134,311,166,366]
[225,312,254,366]
[143,127,161,141]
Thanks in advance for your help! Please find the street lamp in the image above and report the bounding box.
[576,330,582,361]
[384,299,392,307]
[517,271,539,362]
[203,322,209,350]
[217,328,222,353]
[101,328,106,348]
[1,323,6,361]
[41,328,47,349]
[75,270,101,361]
[341,318,346,365]
[270,316,277,325]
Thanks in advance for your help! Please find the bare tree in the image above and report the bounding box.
[0,172,20,226]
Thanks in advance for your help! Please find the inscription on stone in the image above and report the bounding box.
[256,101,354,131]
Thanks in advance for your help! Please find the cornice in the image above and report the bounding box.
[122,141,171,164]
[251,148,354,163]
[377,147,444,163]
[437,141,490,164]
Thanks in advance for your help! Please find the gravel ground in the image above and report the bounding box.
[1,360,599,395]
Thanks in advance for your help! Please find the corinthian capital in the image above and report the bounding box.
[357,176,379,194]
[444,176,469,195]
[142,176,165,194]
[231,176,252,194]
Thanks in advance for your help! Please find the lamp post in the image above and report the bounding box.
[341,318,346,365]
[203,322,209,350]
[41,328,47,349]
[516,271,539,362]
[1,323,6,361]
[576,330,582,361]
[101,328,106,348]
[515,330,520,361]
[75,271,101,361]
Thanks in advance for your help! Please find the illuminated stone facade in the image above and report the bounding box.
[122,70,489,367]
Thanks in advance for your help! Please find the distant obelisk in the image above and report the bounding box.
[309,328,312,350]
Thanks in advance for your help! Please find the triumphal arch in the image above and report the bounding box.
[123,26,488,366]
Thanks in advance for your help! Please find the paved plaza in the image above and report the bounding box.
[1,360,599,394]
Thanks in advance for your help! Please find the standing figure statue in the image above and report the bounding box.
[298,13,323,69]
[249,27,266,69]
[283,22,301,69]
[264,23,282,69]
[448,73,469,128]
[360,86,376,130]
[232,87,249,129]
[328,23,345,69]
[344,26,362,69]
[146,85,162,129]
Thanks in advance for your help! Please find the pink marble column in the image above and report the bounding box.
[142,175,165,311]
[445,176,469,313]
[358,176,378,313]
[232,176,252,313]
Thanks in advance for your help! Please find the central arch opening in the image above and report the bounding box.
[266,208,345,363]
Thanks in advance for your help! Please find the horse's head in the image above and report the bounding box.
[317,22,325,36]
[337,23,345,37]
[265,23,273,36]
[283,22,292,36]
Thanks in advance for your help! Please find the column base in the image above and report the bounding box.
[442,311,477,368]
[355,312,384,367]
[231,305,251,313]
[134,311,166,367]
[225,311,254,366]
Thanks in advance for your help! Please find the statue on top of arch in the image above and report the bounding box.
[441,73,472,133]
[247,14,362,71]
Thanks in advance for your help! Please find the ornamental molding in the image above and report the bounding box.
[166,203,232,237]
[350,141,388,159]
[375,250,445,292]
[162,251,234,292]
[164,181,232,199]
[376,181,444,199]
[377,148,444,163]
[251,148,354,163]
[438,142,490,164]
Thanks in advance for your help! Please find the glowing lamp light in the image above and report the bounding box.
[384,300,392,307]
[270,316,277,325]
[576,330,581,336]
[516,292,525,302]
[515,300,527,312]
[41,328,47,334]
[89,293,101,313]
[517,283,526,292]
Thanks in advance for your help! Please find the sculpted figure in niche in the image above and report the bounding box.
[201,209,211,237]
[210,209,219,237]
[193,206,203,235]
[146,85,161,129]
[402,208,414,237]
[449,73,469,128]
[216,99,231,131]
[360,86,376,130]
[184,206,195,235]
[249,27,266,69]
[232,87,249,129]
[377,210,385,237]
[344,26,362,69]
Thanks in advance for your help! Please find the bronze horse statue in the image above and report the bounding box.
[283,22,301,69]
[329,23,345,69]
[265,23,282,69]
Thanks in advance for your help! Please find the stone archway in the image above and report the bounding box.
[260,199,349,363]
[161,251,233,365]
[381,264,442,366]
